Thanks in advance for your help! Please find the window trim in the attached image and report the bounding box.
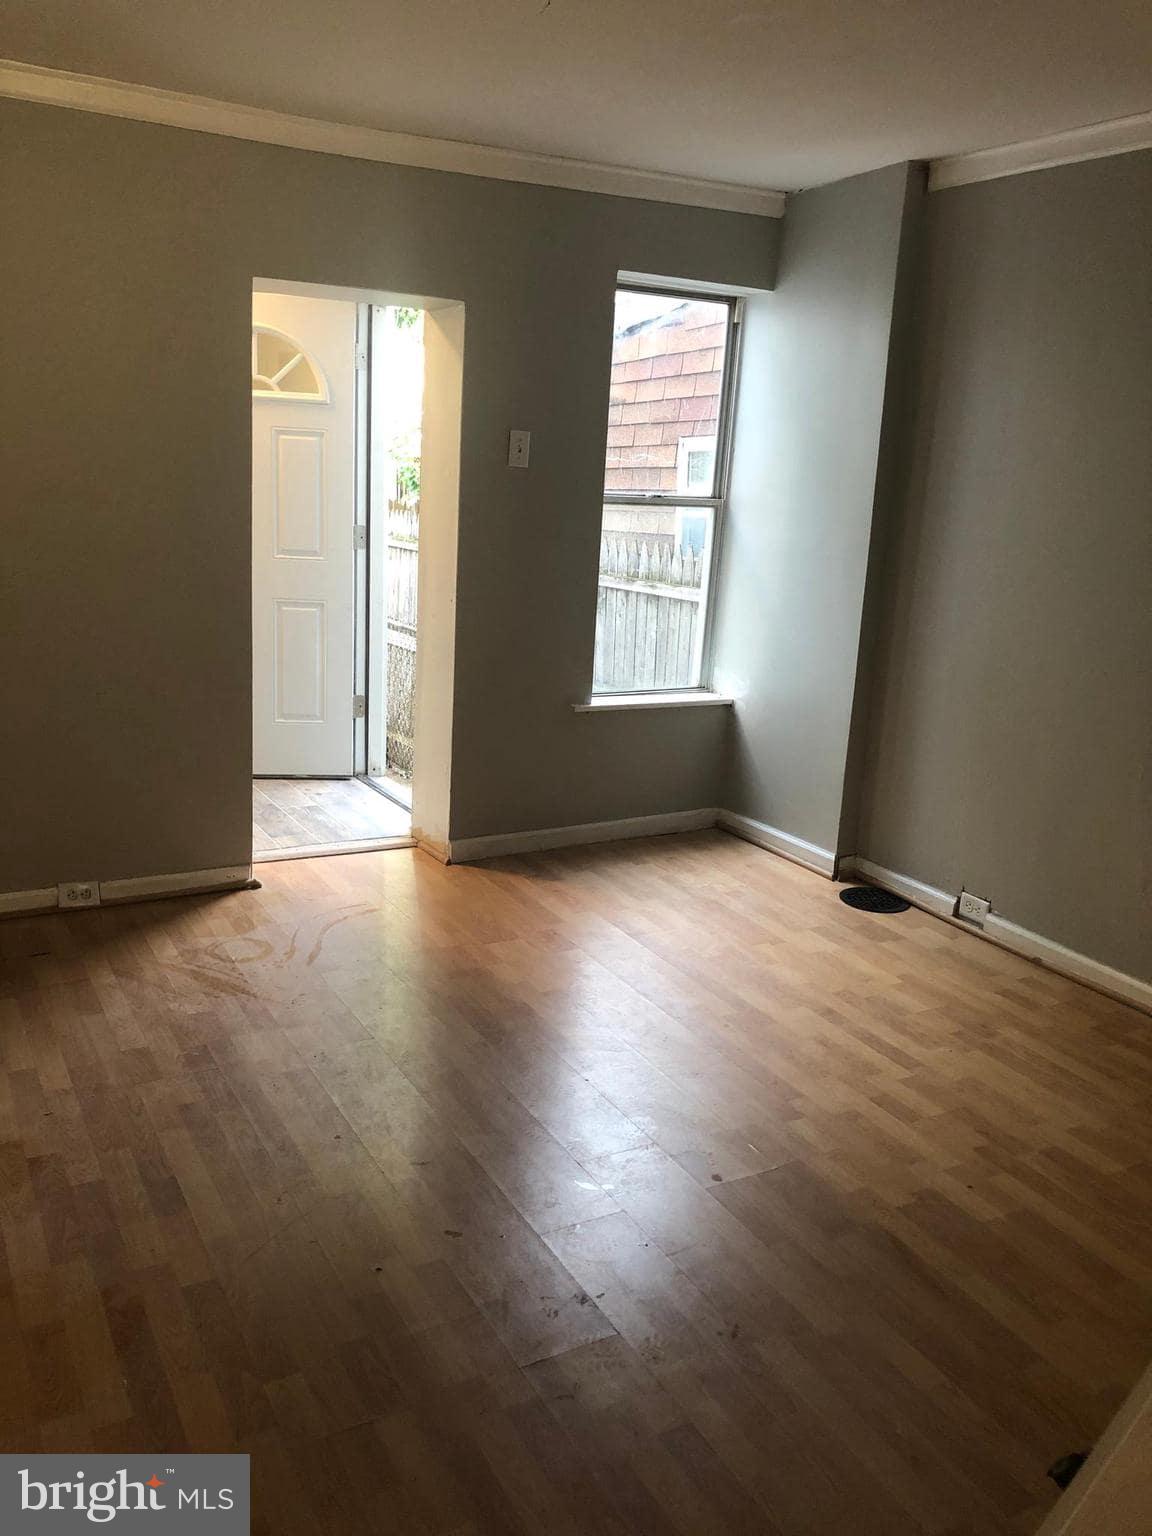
[574,690,734,712]
[594,282,743,698]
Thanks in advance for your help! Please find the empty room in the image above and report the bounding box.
[1,3,1150,1533]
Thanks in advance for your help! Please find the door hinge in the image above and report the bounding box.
[353,695,367,719]
[353,525,367,550]
[355,345,368,372]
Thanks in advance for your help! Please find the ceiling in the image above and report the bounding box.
[5,0,1151,192]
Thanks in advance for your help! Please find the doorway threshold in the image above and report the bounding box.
[254,834,415,864]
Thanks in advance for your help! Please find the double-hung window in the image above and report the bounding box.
[593,284,740,695]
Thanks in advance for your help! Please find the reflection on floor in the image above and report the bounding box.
[8,833,1150,1533]
[252,777,410,854]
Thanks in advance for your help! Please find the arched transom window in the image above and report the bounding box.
[251,327,328,400]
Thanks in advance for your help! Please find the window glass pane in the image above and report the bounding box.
[593,503,712,692]
[682,444,714,492]
[252,330,325,398]
[278,356,322,396]
[605,292,730,496]
[256,330,300,379]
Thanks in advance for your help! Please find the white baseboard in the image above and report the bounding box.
[0,865,253,920]
[1034,1358,1152,1535]
[449,805,837,874]
[0,886,58,918]
[100,864,252,904]
[840,856,956,917]
[412,830,450,864]
[840,856,1152,1015]
[717,810,837,877]
[448,807,717,863]
[981,913,1152,1015]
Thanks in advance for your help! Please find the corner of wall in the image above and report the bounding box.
[835,161,929,858]
[713,159,925,859]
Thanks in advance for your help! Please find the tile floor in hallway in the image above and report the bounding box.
[252,777,410,854]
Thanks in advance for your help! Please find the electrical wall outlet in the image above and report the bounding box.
[507,429,531,468]
[58,880,101,909]
[956,889,991,925]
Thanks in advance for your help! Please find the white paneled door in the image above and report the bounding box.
[252,292,357,775]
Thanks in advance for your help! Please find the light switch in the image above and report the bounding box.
[508,429,531,468]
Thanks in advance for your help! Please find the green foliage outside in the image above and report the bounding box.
[394,454,420,503]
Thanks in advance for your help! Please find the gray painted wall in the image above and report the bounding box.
[5,97,1145,986]
[0,98,777,891]
[712,162,921,854]
[856,152,1152,980]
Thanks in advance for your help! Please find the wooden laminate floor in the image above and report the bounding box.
[2,831,1151,1534]
[253,777,410,853]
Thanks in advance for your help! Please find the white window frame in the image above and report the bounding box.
[676,435,718,496]
[595,283,743,697]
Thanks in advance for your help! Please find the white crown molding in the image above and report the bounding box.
[930,107,1152,191]
[0,58,786,218]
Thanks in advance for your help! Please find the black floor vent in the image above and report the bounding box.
[839,885,911,914]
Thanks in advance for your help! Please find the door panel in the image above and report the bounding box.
[273,430,325,558]
[274,600,326,722]
[252,292,356,776]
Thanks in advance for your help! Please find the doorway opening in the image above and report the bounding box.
[365,303,424,812]
[251,285,428,861]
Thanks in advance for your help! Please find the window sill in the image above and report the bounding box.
[574,691,734,713]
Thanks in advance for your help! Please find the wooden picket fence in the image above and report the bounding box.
[385,501,418,780]
[382,522,703,756]
[594,533,704,692]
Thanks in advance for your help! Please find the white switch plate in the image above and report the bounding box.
[956,889,991,925]
[58,880,101,909]
[508,429,531,468]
